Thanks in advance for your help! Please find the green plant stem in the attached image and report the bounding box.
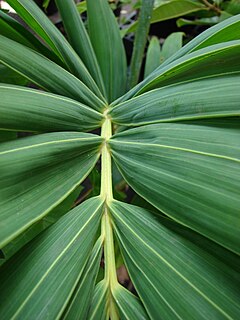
[100,114,113,202]
[128,0,154,89]
[100,113,119,319]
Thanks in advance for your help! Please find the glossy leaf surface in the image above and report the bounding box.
[0,197,104,319]
[110,123,240,253]
[111,201,240,319]
[0,132,102,247]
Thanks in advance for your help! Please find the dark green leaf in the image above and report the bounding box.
[63,237,103,320]
[87,280,109,319]
[6,0,104,97]
[0,197,104,319]
[0,131,17,143]
[87,0,127,102]
[110,75,240,126]
[0,36,105,110]
[111,200,240,319]
[124,0,205,35]
[110,123,240,253]
[128,0,154,88]
[115,40,240,103]
[0,132,102,247]
[113,284,149,320]
[0,84,103,132]
[1,186,82,263]
[0,10,61,63]
[144,36,161,79]
[0,64,28,86]
[162,13,240,67]
[55,0,106,97]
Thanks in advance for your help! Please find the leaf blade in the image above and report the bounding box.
[6,0,103,97]
[55,0,106,97]
[110,75,240,126]
[63,237,103,320]
[110,123,240,254]
[0,84,103,132]
[110,201,240,319]
[0,197,104,319]
[87,0,127,102]
[0,132,102,247]
[0,36,105,110]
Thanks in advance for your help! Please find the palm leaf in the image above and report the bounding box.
[0,10,61,64]
[112,285,149,320]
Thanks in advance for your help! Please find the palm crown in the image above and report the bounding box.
[0,0,240,319]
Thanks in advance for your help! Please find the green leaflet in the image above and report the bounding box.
[112,40,240,104]
[112,285,149,320]
[0,197,104,319]
[144,37,161,79]
[144,33,184,79]
[0,132,102,247]
[0,186,82,264]
[110,200,240,319]
[0,84,103,132]
[161,13,240,67]
[5,0,103,97]
[0,10,60,63]
[0,36,105,111]
[159,32,184,64]
[62,237,103,320]
[109,123,240,254]
[88,280,109,320]
[55,0,106,97]
[87,0,127,102]
[110,75,240,126]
